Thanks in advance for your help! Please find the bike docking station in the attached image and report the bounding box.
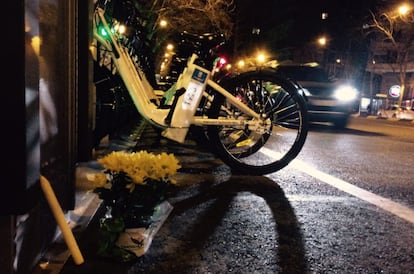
[91,4,309,176]
[93,7,209,144]
[161,57,211,143]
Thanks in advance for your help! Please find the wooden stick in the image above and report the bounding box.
[40,175,84,265]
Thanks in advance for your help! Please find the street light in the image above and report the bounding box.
[159,19,168,28]
[318,36,327,47]
[166,43,174,51]
[256,52,266,64]
[317,36,328,67]
[393,3,413,106]
[387,3,413,20]
[398,4,409,15]
[237,60,245,69]
[397,3,413,22]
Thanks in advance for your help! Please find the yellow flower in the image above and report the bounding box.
[129,169,147,185]
[97,151,131,173]
[147,152,181,182]
[96,150,181,186]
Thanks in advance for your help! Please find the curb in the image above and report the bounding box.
[353,114,414,123]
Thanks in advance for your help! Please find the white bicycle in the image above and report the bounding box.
[91,2,308,175]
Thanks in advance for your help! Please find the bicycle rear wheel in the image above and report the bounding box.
[207,69,308,175]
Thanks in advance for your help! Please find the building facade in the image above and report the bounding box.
[364,38,414,112]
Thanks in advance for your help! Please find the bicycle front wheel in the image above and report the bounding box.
[207,69,308,175]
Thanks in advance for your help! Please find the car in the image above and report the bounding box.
[273,63,359,128]
[377,105,414,120]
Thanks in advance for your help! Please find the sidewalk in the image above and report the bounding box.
[33,118,233,274]
[353,112,414,123]
[34,116,310,274]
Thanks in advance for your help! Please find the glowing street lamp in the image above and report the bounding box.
[398,3,410,16]
[387,3,413,21]
[256,52,266,65]
[398,5,409,15]
[159,19,168,28]
[237,60,245,69]
[318,36,327,47]
[166,43,174,51]
[396,3,413,22]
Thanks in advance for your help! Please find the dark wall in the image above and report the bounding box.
[0,0,93,273]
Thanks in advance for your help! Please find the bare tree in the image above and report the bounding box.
[131,0,235,78]
[364,3,414,106]
[135,0,235,42]
[161,0,234,38]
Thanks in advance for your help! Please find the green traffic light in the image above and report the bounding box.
[99,26,108,37]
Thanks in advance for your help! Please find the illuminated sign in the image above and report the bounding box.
[389,85,400,98]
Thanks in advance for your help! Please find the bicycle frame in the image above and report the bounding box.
[92,7,263,143]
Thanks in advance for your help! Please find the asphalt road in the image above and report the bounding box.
[59,116,414,274]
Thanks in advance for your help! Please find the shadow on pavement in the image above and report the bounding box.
[59,119,309,273]
[62,175,308,274]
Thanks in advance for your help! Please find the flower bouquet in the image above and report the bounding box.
[93,150,181,262]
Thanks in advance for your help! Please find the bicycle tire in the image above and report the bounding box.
[206,69,308,175]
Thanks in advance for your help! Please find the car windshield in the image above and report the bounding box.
[277,66,331,82]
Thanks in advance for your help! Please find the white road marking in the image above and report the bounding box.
[287,195,355,202]
[262,148,414,225]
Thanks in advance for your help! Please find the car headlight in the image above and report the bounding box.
[333,85,358,102]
